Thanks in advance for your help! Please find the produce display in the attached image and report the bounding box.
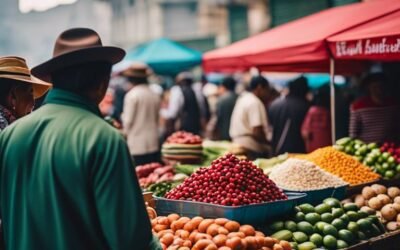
[381,142,400,164]
[162,131,204,164]
[152,214,292,250]
[267,198,385,250]
[344,184,400,232]
[166,154,287,206]
[147,181,182,198]
[335,138,400,179]
[269,159,347,191]
[136,163,175,187]
[254,154,288,175]
[297,147,380,185]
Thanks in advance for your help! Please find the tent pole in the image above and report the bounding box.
[330,57,336,144]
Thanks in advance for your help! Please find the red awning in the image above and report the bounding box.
[203,0,400,74]
[328,10,400,61]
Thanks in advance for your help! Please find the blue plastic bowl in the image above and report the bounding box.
[154,192,306,225]
[283,185,348,205]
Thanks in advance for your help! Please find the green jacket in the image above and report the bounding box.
[0,89,161,250]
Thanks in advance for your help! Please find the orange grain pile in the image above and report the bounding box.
[296,146,380,185]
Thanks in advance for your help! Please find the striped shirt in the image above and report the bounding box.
[349,96,400,143]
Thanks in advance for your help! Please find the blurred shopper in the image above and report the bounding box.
[0,28,160,250]
[121,64,161,165]
[0,56,51,131]
[215,76,238,140]
[349,73,400,143]
[192,75,211,132]
[161,72,202,135]
[230,76,270,159]
[301,85,331,152]
[269,76,310,155]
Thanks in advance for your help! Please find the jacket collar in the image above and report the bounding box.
[44,89,101,117]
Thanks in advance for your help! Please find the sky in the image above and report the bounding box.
[19,0,78,13]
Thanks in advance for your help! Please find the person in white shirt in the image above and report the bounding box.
[230,76,271,159]
[122,64,161,165]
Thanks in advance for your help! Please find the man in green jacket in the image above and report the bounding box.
[0,28,161,250]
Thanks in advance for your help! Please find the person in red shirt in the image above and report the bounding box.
[301,85,332,152]
[349,73,399,143]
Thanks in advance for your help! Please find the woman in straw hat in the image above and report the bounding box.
[0,56,51,131]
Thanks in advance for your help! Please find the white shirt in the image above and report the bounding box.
[160,84,207,120]
[122,85,161,155]
[229,92,269,153]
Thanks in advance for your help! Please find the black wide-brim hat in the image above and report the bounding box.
[32,28,125,82]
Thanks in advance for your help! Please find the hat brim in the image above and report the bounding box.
[31,46,126,82]
[0,75,52,99]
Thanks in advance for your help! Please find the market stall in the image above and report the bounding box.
[140,130,400,250]
[120,38,202,76]
[203,0,400,143]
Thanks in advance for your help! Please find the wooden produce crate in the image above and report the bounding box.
[143,191,155,208]
[344,241,370,250]
[368,230,400,250]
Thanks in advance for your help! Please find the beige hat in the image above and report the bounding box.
[0,56,52,98]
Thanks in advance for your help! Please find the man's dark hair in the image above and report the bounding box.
[127,76,148,85]
[248,75,269,91]
[0,79,25,107]
[313,85,330,108]
[361,72,386,89]
[221,76,236,91]
[289,76,309,98]
[51,61,112,94]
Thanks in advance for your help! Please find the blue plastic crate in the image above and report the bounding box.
[154,192,306,225]
[283,185,348,205]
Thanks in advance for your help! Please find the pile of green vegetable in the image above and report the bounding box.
[267,198,385,250]
[146,181,181,197]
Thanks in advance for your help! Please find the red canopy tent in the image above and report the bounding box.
[203,0,400,74]
[328,10,400,61]
[203,0,400,143]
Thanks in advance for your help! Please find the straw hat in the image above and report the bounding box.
[31,28,125,82]
[120,63,151,78]
[0,56,52,98]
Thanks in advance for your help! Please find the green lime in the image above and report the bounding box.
[385,170,395,179]
[295,212,306,222]
[293,232,308,243]
[347,211,359,222]
[382,152,390,160]
[299,204,315,214]
[269,221,285,231]
[396,164,400,173]
[382,162,390,169]
[332,208,345,218]
[290,242,298,250]
[332,218,346,230]
[297,242,316,250]
[343,203,358,212]
[323,235,337,249]
[309,233,323,247]
[285,220,298,232]
[347,221,359,234]
[321,213,334,223]
[323,198,342,208]
[305,213,321,225]
[367,143,378,150]
[338,229,355,243]
[315,222,329,234]
[340,214,350,224]
[357,211,369,219]
[297,221,314,235]
[388,156,396,164]
[323,225,338,237]
[357,231,367,240]
[357,218,372,231]
[337,239,349,249]
[315,203,332,214]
